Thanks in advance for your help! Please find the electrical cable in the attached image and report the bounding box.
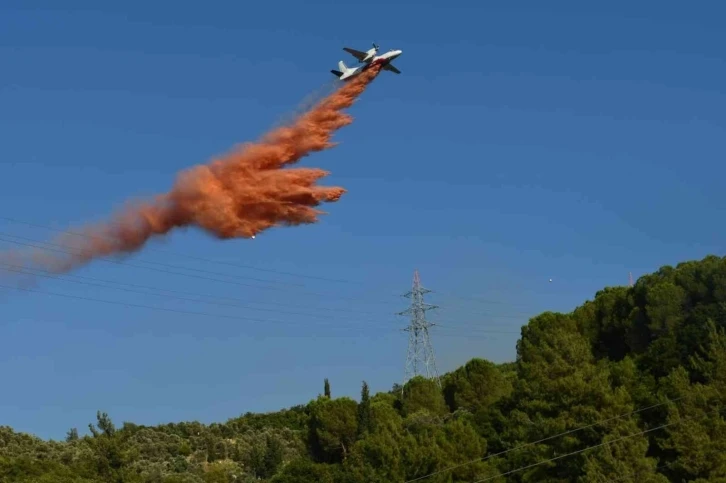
[0,233,536,321]
[405,396,684,482]
[470,405,721,483]
[0,279,517,339]
[0,215,550,311]
[0,263,521,338]
[0,215,358,284]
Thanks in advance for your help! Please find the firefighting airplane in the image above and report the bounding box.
[330,43,402,81]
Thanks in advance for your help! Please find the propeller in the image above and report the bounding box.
[372,42,379,51]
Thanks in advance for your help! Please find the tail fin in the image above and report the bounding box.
[338,60,348,72]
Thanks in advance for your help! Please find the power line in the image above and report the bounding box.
[0,281,355,331]
[0,233,393,304]
[0,233,306,288]
[0,216,550,311]
[0,233,538,322]
[404,396,685,482]
[0,222,545,339]
[471,405,721,483]
[0,216,358,284]
[0,281,408,335]
[0,257,393,318]
[399,270,441,389]
[431,291,542,309]
[0,263,374,323]
[0,276,520,339]
[0,263,523,339]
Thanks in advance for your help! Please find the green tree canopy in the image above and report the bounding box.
[5,255,726,482]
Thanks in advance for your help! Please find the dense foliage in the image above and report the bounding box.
[3,255,726,482]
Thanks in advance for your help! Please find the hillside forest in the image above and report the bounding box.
[3,255,726,482]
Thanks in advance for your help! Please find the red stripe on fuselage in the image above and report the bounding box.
[361,57,390,71]
[341,57,392,81]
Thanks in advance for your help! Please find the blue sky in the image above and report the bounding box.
[1,0,724,440]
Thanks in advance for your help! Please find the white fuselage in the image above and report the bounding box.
[337,49,403,80]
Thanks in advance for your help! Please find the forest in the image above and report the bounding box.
[2,254,726,482]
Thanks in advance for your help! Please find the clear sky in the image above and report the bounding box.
[1,0,724,440]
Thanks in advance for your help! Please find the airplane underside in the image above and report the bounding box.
[330,61,399,81]
[331,44,402,81]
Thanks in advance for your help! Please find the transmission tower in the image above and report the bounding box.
[397,269,441,390]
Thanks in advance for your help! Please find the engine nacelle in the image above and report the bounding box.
[361,43,379,63]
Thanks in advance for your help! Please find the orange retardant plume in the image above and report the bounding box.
[1,65,382,275]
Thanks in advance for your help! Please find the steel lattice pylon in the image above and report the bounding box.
[398,269,441,390]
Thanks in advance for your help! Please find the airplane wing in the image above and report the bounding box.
[343,47,368,61]
[383,63,401,74]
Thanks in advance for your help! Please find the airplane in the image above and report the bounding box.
[330,43,403,81]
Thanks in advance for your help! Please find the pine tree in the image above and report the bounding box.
[65,427,79,442]
[324,378,331,398]
[357,381,371,437]
[261,434,284,478]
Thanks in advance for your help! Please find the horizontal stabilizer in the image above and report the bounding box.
[330,69,344,77]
